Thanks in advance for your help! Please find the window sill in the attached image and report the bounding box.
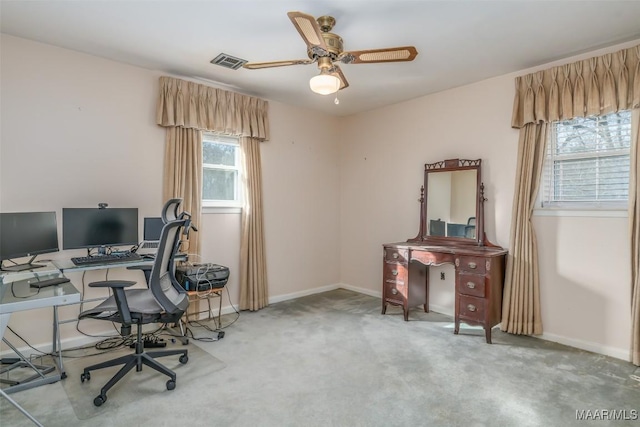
[202,206,242,214]
[533,209,627,218]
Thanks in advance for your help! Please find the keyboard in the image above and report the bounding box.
[71,252,142,266]
[29,277,71,288]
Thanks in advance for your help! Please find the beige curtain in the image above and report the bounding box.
[501,122,547,335]
[506,45,640,344]
[631,109,640,365]
[512,46,639,127]
[156,77,270,310]
[239,137,269,310]
[163,127,203,256]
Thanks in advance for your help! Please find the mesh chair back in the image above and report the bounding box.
[149,217,189,315]
[161,198,182,224]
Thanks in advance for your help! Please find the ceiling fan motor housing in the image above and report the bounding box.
[307,31,343,60]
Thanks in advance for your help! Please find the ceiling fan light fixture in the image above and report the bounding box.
[309,72,340,95]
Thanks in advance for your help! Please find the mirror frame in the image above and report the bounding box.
[408,158,485,246]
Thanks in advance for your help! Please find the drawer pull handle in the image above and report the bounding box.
[391,288,398,295]
[392,253,399,259]
[467,262,477,269]
[466,282,476,289]
[392,270,398,276]
[467,304,476,312]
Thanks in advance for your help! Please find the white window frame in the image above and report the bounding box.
[535,111,631,216]
[202,133,243,210]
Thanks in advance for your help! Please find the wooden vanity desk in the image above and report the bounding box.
[382,159,507,343]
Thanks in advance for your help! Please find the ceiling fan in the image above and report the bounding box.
[243,11,418,95]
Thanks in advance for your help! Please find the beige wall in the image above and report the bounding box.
[0,34,341,348]
[338,39,639,360]
[1,32,638,361]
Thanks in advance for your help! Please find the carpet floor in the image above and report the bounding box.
[1,289,639,426]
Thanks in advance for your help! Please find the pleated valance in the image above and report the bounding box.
[512,45,640,128]
[156,76,270,141]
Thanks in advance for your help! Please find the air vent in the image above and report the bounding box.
[210,53,247,70]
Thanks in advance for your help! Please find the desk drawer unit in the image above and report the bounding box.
[383,263,407,303]
[454,255,505,344]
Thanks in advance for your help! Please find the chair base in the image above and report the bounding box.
[80,346,188,407]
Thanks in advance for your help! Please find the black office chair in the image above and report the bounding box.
[465,217,476,238]
[161,198,182,223]
[78,213,193,407]
[130,198,185,283]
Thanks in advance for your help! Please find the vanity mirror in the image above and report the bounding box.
[383,158,507,342]
[408,158,486,246]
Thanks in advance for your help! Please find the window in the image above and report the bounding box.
[202,133,242,208]
[539,111,631,210]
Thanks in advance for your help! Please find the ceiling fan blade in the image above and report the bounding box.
[243,59,314,70]
[339,46,418,64]
[287,11,329,55]
[331,65,349,90]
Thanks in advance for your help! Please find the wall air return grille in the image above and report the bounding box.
[210,53,247,70]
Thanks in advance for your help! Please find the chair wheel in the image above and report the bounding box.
[81,372,91,382]
[179,354,188,364]
[166,380,176,390]
[93,395,106,407]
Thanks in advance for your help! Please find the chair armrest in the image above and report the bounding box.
[88,280,137,326]
[88,280,136,289]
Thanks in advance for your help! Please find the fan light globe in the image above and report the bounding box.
[309,74,340,95]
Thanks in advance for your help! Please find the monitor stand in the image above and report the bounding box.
[0,255,46,272]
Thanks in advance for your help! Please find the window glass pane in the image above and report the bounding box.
[203,169,237,201]
[540,110,631,208]
[555,112,631,155]
[203,141,236,166]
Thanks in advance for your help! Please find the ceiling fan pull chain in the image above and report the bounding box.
[334,78,340,105]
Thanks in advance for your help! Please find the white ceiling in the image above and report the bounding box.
[2,1,640,117]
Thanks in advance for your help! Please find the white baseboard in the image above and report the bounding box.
[337,282,380,298]
[267,284,340,304]
[537,332,630,362]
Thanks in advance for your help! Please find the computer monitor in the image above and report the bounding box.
[0,211,59,271]
[62,208,138,252]
[143,217,164,241]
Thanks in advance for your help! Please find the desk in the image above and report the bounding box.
[0,266,80,392]
[382,243,507,343]
[54,254,190,343]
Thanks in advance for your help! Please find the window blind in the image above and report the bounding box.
[540,111,631,207]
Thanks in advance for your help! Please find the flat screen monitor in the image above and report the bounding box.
[62,208,138,251]
[143,217,164,241]
[0,211,59,271]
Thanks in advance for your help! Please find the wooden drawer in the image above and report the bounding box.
[456,273,486,298]
[456,256,487,274]
[384,247,408,264]
[383,263,407,286]
[458,295,486,322]
[384,282,406,304]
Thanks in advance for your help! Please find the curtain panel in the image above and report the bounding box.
[163,127,203,257]
[239,137,269,311]
[506,44,640,366]
[156,76,270,141]
[511,45,640,128]
[156,76,270,311]
[631,109,640,365]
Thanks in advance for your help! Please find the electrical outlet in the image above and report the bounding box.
[440,272,445,280]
